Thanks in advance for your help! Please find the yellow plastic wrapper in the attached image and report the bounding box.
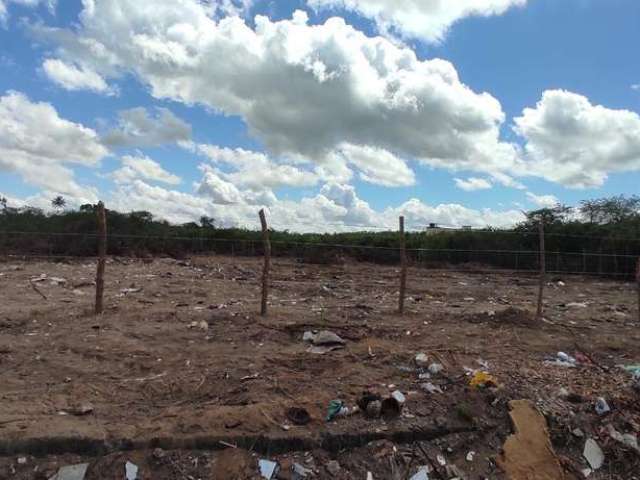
[469,371,497,388]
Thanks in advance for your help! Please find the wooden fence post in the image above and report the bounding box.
[536,219,546,321]
[398,216,407,315]
[95,201,107,315]
[636,258,640,324]
[259,209,271,316]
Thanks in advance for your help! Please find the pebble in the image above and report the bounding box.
[326,460,341,476]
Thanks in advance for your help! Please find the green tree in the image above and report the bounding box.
[200,215,215,228]
[51,196,66,211]
[580,195,640,224]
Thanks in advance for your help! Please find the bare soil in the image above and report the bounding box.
[0,255,639,479]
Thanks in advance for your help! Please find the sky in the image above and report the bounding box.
[0,0,639,232]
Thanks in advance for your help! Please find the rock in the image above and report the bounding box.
[125,461,138,480]
[415,353,429,367]
[566,302,588,309]
[421,382,443,394]
[292,463,312,479]
[49,463,89,480]
[606,424,640,452]
[326,460,341,476]
[428,363,444,375]
[313,330,346,345]
[152,448,165,460]
[583,438,604,470]
[594,397,610,415]
[572,428,585,438]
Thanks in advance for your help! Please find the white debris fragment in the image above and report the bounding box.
[566,302,588,309]
[428,363,444,375]
[421,382,443,394]
[415,353,429,367]
[595,397,611,415]
[49,463,89,480]
[125,461,138,480]
[409,467,429,480]
[583,438,604,470]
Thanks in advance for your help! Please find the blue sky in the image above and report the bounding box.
[0,0,639,231]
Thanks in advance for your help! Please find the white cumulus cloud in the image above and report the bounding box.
[102,107,192,148]
[42,58,115,95]
[332,144,415,187]
[111,153,181,185]
[107,177,524,231]
[526,192,558,208]
[195,144,318,190]
[34,2,521,185]
[454,177,492,191]
[0,90,107,203]
[514,89,640,188]
[308,0,527,43]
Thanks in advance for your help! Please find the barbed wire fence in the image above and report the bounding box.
[1,206,639,321]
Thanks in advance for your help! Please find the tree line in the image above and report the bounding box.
[0,195,639,278]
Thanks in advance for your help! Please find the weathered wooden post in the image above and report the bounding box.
[95,201,107,315]
[536,219,546,321]
[398,216,407,314]
[636,258,640,324]
[259,209,271,316]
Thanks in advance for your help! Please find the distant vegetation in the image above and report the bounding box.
[1,195,639,278]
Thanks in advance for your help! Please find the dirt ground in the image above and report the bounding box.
[0,255,639,479]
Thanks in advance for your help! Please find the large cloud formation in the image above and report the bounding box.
[0,90,107,202]
[108,177,524,231]
[34,1,521,187]
[514,90,640,188]
[308,0,527,43]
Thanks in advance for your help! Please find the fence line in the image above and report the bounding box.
[3,228,640,243]
[1,206,639,320]
[1,231,638,259]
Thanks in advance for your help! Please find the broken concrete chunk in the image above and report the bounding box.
[583,438,604,470]
[49,463,89,480]
[311,330,346,346]
[307,345,344,355]
[421,382,443,394]
[428,363,444,375]
[292,462,312,479]
[415,353,429,367]
[125,461,138,480]
[326,460,341,476]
